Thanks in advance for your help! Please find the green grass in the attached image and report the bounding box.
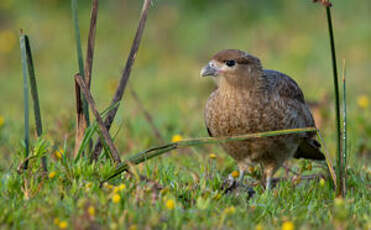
[0,0,370,229]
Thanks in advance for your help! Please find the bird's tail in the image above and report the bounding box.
[294,139,325,160]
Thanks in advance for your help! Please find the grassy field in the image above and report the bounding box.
[0,0,370,229]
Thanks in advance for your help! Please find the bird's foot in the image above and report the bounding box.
[221,176,255,198]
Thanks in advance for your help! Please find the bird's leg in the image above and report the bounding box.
[263,165,277,191]
[266,173,272,190]
[238,168,246,185]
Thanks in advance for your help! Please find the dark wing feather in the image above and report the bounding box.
[206,126,213,137]
[263,70,325,160]
[295,139,325,160]
[263,70,305,104]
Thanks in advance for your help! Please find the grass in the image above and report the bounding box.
[0,0,370,229]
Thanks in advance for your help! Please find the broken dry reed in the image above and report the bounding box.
[23,35,47,172]
[92,0,152,161]
[102,127,316,183]
[75,74,121,164]
[19,33,30,170]
[85,0,98,89]
[71,0,90,156]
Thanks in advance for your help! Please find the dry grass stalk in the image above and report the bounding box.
[85,0,98,89]
[75,74,121,164]
[92,0,152,161]
[130,87,165,143]
[103,127,317,183]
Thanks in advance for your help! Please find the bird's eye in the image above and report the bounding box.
[225,60,236,67]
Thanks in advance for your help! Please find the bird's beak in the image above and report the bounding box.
[201,62,218,77]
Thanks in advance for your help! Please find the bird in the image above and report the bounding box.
[201,49,325,190]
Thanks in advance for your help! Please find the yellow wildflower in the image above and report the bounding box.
[58,221,68,229]
[85,182,93,190]
[88,205,95,217]
[255,223,263,230]
[54,218,60,225]
[113,184,126,193]
[334,197,344,207]
[224,206,236,215]
[231,170,240,178]
[213,193,222,200]
[129,225,137,230]
[165,199,175,210]
[55,149,63,159]
[281,221,294,230]
[160,187,169,195]
[306,163,312,171]
[0,30,16,54]
[48,171,56,179]
[104,183,114,190]
[357,95,369,109]
[171,134,183,142]
[112,194,121,203]
[118,184,126,191]
[319,178,325,187]
[248,166,255,174]
[209,153,217,159]
[0,116,4,127]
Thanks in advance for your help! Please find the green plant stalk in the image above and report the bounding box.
[24,35,47,172]
[342,60,347,195]
[71,0,90,127]
[325,6,343,196]
[20,34,30,170]
[102,127,316,183]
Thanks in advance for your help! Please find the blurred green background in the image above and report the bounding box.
[0,0,370,166]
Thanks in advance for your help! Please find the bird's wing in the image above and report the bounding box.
[263,70,325,160]
[263,70,315,127]
[263,69,305,104]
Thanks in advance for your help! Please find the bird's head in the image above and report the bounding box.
[201,49,263,86]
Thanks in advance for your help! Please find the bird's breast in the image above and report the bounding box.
[206,90,276,137]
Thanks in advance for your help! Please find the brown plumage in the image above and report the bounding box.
[202,49,325,189]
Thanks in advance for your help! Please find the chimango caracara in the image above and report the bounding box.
[202,49,325,190]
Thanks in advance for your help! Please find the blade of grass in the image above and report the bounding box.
[102,127,317,183]
[341,58,347,196]
[316,130,337,189]
[71,0,90,157]
[24,35,47,172]
[20,33,30,170]
[75,74,121,164]
[92,0,152,161]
